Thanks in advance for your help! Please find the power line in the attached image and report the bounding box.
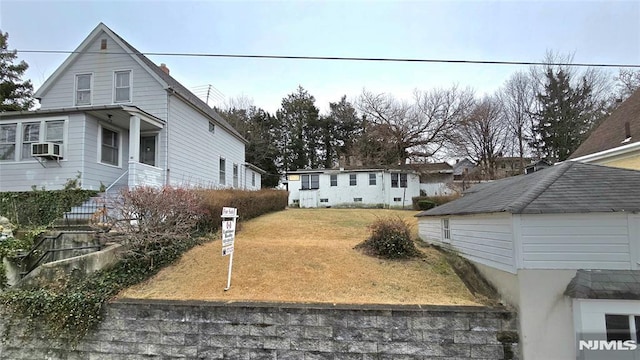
[8,49,640,68]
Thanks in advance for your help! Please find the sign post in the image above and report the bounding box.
[221,207,238,291]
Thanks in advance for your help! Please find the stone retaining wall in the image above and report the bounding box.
[0,299,518,359]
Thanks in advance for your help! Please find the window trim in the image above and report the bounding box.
[0,123,17,162]
[208,122,215,134]
[21,122,40,161]
[400,173,408,188]
[251,172,256,187]
[98,125,122,168]
[369,173,377,186]
[391,173,399,188]
[113,70,132,104]
[219,157,226,185]
[0,117,68,163]
[75,73,93,106]
[301,174,320,190]
[442,218,451,242]
[330,174,337,186]
[349,174,357,186]
[233,163,239,188]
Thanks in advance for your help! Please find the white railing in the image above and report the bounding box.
[128,161,164,188]
[105,170,129,194]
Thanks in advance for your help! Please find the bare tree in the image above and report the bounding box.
[614,68,640,101]
[357,86,474,164]
[499,71,535,173]
[454,96,509,179]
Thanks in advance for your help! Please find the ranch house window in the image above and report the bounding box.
[391,173,398,187]
[350,174,357,186]
[400,173,408,188]
[113,70,131,103]
[442,218,451,241]
[75,73,92,105]
[330,174,337,186]
[301,174,319,190]
[251,172,256,187]
[208,122,215,134]
[219,158,226,185]
[0,123,16,161]
[605,314,640,342]
[369,173,376,185]
[353,197,362,202]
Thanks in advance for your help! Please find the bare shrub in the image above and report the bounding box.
[355,217,420,259]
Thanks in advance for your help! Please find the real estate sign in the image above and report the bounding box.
[221,207,238,291]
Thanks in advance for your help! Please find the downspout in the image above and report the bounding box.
[165,89,171,186]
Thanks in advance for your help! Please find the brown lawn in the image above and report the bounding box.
[118,208,480,306]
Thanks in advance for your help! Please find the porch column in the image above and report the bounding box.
[129,115,140,163]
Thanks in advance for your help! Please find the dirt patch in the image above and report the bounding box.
[118,208,481,306]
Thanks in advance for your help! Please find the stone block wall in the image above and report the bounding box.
[0,299,518,359]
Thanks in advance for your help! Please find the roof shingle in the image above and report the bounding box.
[416,161,640,216]
[569,88,640,159]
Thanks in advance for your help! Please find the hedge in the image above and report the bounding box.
[411,194,460,210]
[0,190,98,227]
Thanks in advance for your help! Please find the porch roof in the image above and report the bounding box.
[0,105,165,131]
[565,269,640,300]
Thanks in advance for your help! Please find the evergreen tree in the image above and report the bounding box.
[530,69,596,162]
[276,86,321,170]
[0,31,34,112]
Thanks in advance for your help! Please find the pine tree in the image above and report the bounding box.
[530,69,595,162]
[0,31,34,112]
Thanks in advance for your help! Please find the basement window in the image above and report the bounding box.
[320,198,328,203]
[353,197,362,202]
[393,197,402,202]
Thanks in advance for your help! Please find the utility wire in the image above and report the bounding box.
[7,49,640,68]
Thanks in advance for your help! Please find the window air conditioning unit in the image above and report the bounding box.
[32,142,62,159]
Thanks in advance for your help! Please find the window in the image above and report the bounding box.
[219,158,226,185]
[208,122,215,134]
[605,314,640,342]
[301,174,319,190]
[45,121,64,144]
[251,172,256,187]
[400,173,408,188]
[330,174,337,186]
[350,174,357,186]
[21,123,40,160]
[369,173,376,185]
[75,74,92,105]
[353,197,362,202]
[0,124,16,161]
[391,173,399,188]
[320,198,328,203]
[393,197,402,202]
[101,127,119,166]
[233,164,239,187]
[442,218,451,241]
[114,70,131,103]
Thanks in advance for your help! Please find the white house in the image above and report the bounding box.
[286,167,420,208]
[416,162,640,360]
[0,23,261,191]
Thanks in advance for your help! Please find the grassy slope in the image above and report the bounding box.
[118,208,479,306]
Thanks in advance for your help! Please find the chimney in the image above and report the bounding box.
[625,121,631,139]
[159,63,170,75]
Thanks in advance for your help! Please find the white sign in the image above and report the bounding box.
[222,207,238,218]
[222,245,234,256]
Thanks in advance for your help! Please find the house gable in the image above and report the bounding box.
[569,88,640,168]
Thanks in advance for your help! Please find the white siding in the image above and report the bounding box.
[287,171,420,208]
[39,31,168,120]
[418,213,515,273]
[167,96,244,188]
[0,114,85,191]
[81,114,130,191]
[243,167,261,190]
[520,213,634,269]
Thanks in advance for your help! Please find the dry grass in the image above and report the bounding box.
[118,208,480,306]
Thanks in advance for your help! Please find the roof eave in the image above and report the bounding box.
[569,141,640,163]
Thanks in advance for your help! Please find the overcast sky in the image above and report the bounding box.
[0,0,638,113]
